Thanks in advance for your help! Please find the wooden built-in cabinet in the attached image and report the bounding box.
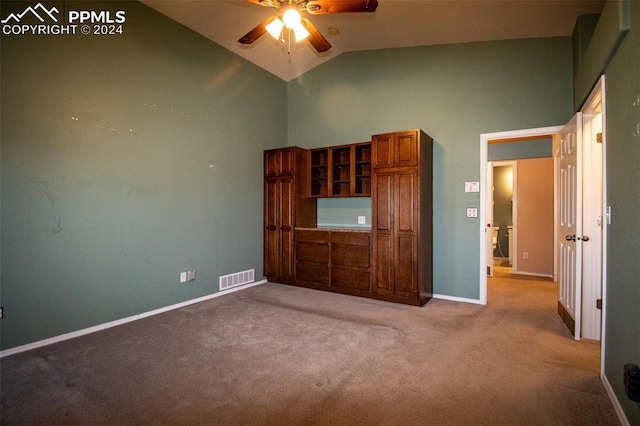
[264,129,432,306]
[372,129,433,305]
[263,147,316,284]
[310,142,371,198]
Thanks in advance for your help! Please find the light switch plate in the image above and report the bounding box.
[466,207,478,218]
[465,182,480,192]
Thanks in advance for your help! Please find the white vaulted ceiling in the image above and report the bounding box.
[141,0,605,81]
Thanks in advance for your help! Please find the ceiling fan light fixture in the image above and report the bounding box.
[292,21,310,42]
[266,17,284,39]
[282,8,302,29]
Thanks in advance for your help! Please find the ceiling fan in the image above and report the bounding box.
[238,0,379,53]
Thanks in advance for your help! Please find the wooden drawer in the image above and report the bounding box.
[296,242,329,263]
[331,267,370,291]
[296,263,330,286]
[331,245,370,268]
[331,232,370,247]
[296,230,330,244]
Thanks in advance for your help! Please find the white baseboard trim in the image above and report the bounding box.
[432,293,485,305]
[512,270,554,278]
[0,279,267,359]
[601,374,630,426]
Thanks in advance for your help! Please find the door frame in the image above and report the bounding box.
[580,76,607,370]
[479,126,563,305]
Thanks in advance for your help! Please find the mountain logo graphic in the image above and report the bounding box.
[1,3,59,24]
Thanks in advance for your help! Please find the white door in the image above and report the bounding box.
[486,162,495,277]
[558,113,583,341]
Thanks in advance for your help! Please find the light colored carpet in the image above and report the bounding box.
[1,274,619,425]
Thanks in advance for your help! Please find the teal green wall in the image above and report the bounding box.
[488,138,552,161]
[287,38,574,298]
[597,1,640,422]
[574,0,631,109]
[0,1,287,349]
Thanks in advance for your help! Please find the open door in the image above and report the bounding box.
[557,113,583,341]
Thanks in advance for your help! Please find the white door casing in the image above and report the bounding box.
[486,162,494,277]
[581,79,605,341]
[480,126,563,305]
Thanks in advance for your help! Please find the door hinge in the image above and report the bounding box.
[596,133,603,143]
[596,299,602,310]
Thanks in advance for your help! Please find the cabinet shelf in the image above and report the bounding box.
[310,148,330,197]
[354,143,372,196]
[309,142,371,197]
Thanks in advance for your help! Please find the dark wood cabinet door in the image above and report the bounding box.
[396,172,416,233]
[372,171,393,295]
[372,133,393,168]
[373,233,393,295]
[396,234,417,296]
[264,179,279,278]
[264,177,295,283]
[279,178,295,282]
[373,173,392,232]
[395,172,418,296]
[295,230,330,286]
[372,171,418,297]
[264,226,279,279]
[373,130,418,169]
[265,148,294,178]
[394,130,418,167]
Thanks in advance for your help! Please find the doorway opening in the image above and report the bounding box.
[491,161,516,274]
[479,126,562,305]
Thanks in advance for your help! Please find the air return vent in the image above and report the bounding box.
[219,269,255,291]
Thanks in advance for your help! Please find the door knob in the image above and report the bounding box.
[565,234,576,241]
[579,235,590,242]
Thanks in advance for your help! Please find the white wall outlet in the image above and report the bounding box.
[465,182,480,192]
[357,216,366,225]
[466,207,478,218]
[179,272,187,283]
[187,270,196,281]
[523,252,529,260]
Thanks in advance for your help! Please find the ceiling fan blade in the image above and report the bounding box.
[301,18,332,53]
[306,0,378,14]
[238,16,275,44]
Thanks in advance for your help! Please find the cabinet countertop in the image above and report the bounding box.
[296,227,371,233]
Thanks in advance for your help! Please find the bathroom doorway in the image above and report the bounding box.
[490,161,516,273]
